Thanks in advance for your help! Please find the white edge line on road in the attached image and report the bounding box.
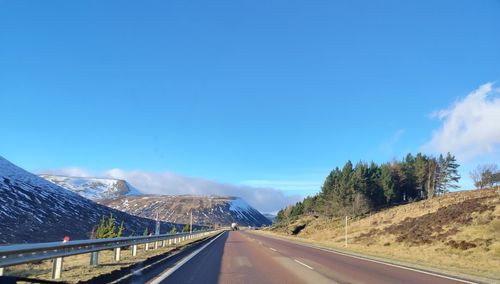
[312,247,476,284]
[294,259,313,270]
[269,247,277,252]
[109,233,215,284]
[148,231,226,284]
[247,232,478,284]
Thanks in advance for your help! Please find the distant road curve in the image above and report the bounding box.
[145,230,476,284]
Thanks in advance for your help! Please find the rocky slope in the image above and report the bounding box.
[98,195,272,227]
[40,175,141,200]
[0,156,182,244]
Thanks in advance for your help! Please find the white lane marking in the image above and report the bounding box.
[269,247,277,252]
[148,231,225,284]
[258,234,477,284]
[294,259,314,270]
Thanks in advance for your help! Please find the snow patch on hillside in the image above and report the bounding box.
[0,156,79,198]
[40,175,142,200]
[229,197,251,213]
[0,156,178,244]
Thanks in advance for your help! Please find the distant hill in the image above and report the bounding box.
[0,156,182,244]
[40,175,141,200]
[98,195,272,227]
[263,213,276,223]
[40,174,272,228]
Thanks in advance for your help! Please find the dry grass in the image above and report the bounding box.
[266,188,500,280]
[5,235,210,283]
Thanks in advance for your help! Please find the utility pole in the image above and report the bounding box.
[345,215,348,247]
[190,210,193,235]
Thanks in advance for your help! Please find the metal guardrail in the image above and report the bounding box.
[0,229,220,279]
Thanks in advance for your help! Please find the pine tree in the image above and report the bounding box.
[415,153,429,198]
[117,221,124,237]
[379,164,395,203]
[401,153,417,201]
[444,152,460,190]
[103,213,116,238]
[182,224,190,232]
[367,161,384,206]
[170,226,177,233]
[426,158,437,198]
[95,215,107,239]
[434,154,447,196]
[94,214,124,239]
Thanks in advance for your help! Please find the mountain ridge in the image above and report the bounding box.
[40,174,272,228]
[98,195,272,227]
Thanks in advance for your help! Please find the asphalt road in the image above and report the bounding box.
[148,231,472,284]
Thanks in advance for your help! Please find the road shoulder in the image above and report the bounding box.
[247,230,498,284]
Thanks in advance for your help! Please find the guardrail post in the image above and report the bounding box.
[90,251,99,266]
[154,241,158,250]
[145,243,149,251]
[51,257,63,279]
[162,240,166,247]
[0,256,4,276]
[168,239,172,245]
[114,248,121,261]
[132,245,137,256]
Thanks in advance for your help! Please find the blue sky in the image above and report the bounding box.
[1,1,499,212]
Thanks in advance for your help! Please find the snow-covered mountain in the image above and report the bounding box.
[98,195,272,227]
[0,156,181,244]
[40,175,141,200]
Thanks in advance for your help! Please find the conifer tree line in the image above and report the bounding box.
[275,152,460,224]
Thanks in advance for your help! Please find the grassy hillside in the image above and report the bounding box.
[269,188,500,280]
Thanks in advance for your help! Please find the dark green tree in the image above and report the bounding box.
[94,214,123,239]
[443,152,460,190]
[414,153,429,198]
[379,164,395,203]
[95,215,107,239]
[117,221,124,237]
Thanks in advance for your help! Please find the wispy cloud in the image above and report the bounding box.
[379,128,405,156]
[241,180,321,194]
[422,82,500,162]
[39,167,94,178]
[40,167,302,213]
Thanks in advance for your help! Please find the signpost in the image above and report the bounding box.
[345,216,348,247]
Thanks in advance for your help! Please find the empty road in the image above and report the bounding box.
[145,230,472,284]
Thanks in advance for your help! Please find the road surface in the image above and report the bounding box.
[146,230,471,284]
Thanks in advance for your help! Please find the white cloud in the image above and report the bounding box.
[422,82,500,162]
[40,167,302,213]
[39,167,94,178]
[241,180,321,194]
[101,169,301,213]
